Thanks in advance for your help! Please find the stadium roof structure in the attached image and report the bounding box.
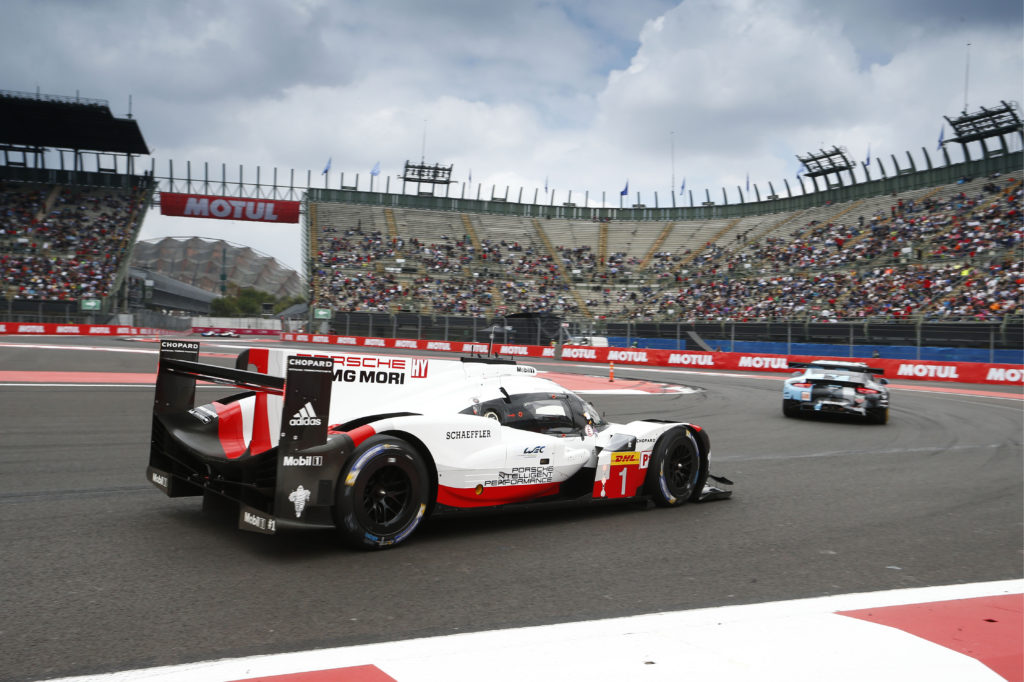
[796,146,855,179]
[944,100,1023,147]
[131,237,305,300]
[0,90,149,155]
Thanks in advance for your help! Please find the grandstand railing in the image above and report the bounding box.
[0,166,153,190]
[308,310,1022,362]
[307,151,1022,221]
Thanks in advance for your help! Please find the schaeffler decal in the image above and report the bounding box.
[446,429,493,440]
[288,485,312,518]
[289,403,322,426]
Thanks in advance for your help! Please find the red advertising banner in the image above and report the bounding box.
[0,323,141,335]
[280,334,1023,386]
[160,193,300,224]
[191,327,281,336]
[281,333,555,358]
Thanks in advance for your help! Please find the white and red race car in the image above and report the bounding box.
[147,340,731,549]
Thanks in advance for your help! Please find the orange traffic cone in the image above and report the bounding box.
[609,361,615,382]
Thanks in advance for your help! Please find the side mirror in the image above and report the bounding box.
[879,378,889,385]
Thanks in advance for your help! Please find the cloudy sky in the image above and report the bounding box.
[4,0,1022,273]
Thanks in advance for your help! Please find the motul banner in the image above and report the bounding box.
[160,193,300,223]
[280,334,1023,386]
[191,327,281,336]
[281,333,555,358]
[0,323,141,335]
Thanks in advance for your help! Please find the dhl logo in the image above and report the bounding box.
[610,452,640,466]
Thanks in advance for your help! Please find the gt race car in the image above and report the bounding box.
[782,360,890,424]
[147,340,731,549]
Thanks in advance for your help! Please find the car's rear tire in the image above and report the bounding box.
[782,400,799,418]
[645,429,706,507]
[335,435,429,550]
[869,406,888,425]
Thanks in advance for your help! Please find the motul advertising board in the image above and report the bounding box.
[160,193,300,223]
[281,333,555,358]
[280,333,1023,386]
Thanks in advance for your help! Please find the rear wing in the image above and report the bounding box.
[788,361,884,375]
[149,340,339,530]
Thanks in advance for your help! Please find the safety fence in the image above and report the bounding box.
[281,332,1023,387]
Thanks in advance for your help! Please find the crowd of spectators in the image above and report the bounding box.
[311,175,1020,321]
[1,182,147,302]
[593,175,1020,321]
[4,175,1017,324]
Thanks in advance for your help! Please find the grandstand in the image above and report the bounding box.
[305,174,1021,324]
[0,90,153,319]
[0,88,1020,357]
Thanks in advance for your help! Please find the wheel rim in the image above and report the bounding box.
[666,444,698,497]
[361,465,412,531]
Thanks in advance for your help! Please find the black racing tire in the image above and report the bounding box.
[782,399,800,418]
[869,406,889,425]
[644,428,707,507]
[335,435,430,550]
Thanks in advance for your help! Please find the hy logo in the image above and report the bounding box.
[289,402,322,427]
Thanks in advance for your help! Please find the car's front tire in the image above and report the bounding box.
[645,429,706,507]
[335,435,430,549]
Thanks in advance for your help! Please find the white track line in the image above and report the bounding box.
[42,580,1021,682]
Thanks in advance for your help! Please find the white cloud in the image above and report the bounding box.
[2,0,1021,274]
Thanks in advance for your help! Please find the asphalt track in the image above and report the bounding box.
[0,337,1021,682]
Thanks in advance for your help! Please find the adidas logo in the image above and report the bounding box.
[288,402,322,427]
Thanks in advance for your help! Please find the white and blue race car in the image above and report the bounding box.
[147,341,732,550]
[782,360,890,424]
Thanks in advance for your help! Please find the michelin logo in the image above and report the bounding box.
[289,402,323,426]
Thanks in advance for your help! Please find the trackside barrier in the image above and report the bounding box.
[280,333,1024,386]
[0,323,167,336]
[282,333,556,359]
[191,327,282,336]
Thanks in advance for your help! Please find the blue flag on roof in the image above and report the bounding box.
[322,157,331,175]
[937,125,945,150]
[679,178,686,195]
[745,173,750,193]
[620,180,628,196]
[545,176,549,193]
[865,143,871,167]
[370,162,380,176]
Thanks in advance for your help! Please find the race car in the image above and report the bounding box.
[147,340,731,549]
[200,330,240,338]
[782,360,890,424]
